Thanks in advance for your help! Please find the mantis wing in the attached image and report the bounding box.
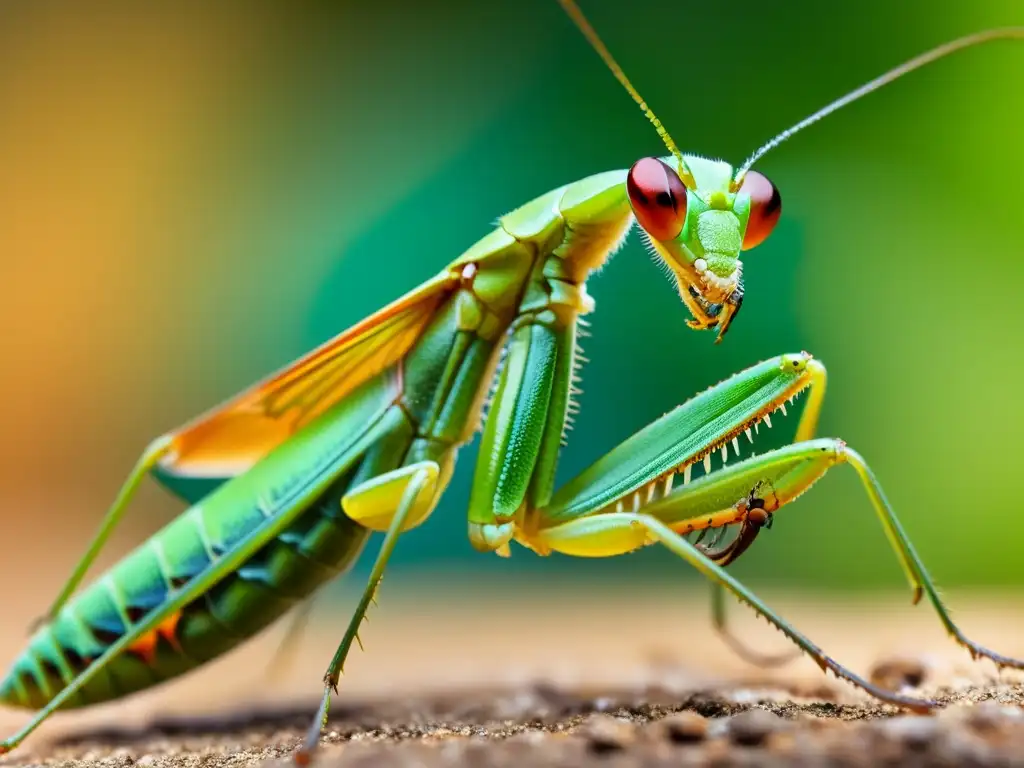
[154,270,458,495]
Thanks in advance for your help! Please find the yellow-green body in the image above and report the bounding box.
[2,4,1022,761]
[0,164,636,710]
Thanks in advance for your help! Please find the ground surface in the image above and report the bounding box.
[4,587,1024,766]
[20,681,1024,767]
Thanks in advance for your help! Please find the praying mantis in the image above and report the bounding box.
[1,1,1022,764]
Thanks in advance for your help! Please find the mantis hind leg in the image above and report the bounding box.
[841,446,1024,671]
[294,461,439,765]
[710,582,801,668]
[636,512,937,710]
[533,435,1024,708]
[700,487,800,669]
[32,436,174,629]
[535,506,936,711]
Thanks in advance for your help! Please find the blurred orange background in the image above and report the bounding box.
[1,0,1023,749]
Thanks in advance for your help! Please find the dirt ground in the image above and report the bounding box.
[3,586,1024,767]
[19,681,1024,768]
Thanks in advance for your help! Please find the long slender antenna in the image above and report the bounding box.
[736,28,1024,183]
[557,0,695,187]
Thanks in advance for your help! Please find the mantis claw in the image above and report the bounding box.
[0,7,1015,758]
[682,281,742,343]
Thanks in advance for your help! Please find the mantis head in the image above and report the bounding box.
[558,0,1022,343]
[626,154,781,342]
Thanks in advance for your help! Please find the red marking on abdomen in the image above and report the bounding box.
[125,611,183,666]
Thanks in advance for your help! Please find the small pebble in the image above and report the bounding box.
[592,697,614,712]
[868,655,928,690]
[878,715,938,751]
[940,729,991,766]
[965,701,1023,732]
[789,681,840,702]
[660,711,709,744]
[726,708,787,747]
[507,730,549,747]
[641,684,686,707]
[578,714,636,754]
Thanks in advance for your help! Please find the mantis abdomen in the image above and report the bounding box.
[1,2,1021,759]
[1,484,371,710]
[0,276,517,710]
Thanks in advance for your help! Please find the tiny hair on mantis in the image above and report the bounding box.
[0,1,1022,763]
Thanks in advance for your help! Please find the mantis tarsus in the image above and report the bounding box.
[1,1,1022,763]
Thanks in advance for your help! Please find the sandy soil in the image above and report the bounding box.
[3,586,1024,766]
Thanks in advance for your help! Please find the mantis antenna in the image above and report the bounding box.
[556,0,696,188]
[736,27,1024,185]
[558,1,1022,193]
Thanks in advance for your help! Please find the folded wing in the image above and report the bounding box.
[156,271,458,490]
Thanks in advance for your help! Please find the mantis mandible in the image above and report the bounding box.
[1,1,1022,763]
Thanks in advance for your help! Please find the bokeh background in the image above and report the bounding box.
[0,0,1023,728]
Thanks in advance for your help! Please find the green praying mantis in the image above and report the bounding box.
[1,1,1022,763]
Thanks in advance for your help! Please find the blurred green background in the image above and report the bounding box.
[0,0,1021,608]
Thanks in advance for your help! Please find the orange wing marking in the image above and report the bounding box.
[158,272,458,480]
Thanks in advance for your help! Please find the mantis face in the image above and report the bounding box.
[626,155,781,342]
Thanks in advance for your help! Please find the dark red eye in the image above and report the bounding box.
[739,170,781,249]
[626,157,687,241]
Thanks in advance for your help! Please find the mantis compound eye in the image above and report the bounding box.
[739,170,782,249]
[627,157,687,241]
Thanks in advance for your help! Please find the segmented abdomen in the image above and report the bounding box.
[0,480,369,710]
[0,231,518,712]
